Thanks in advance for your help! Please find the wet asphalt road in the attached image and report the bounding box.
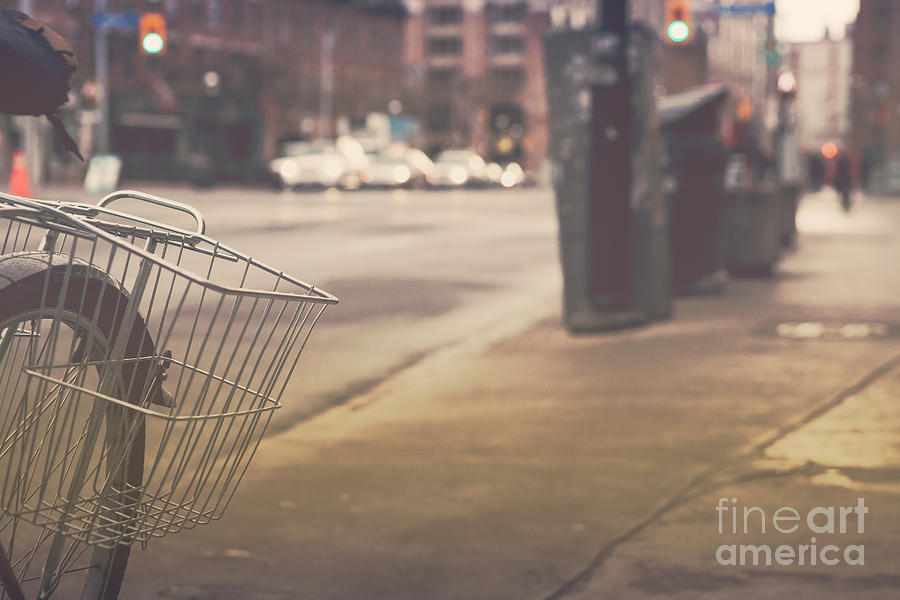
[51,184,563,427]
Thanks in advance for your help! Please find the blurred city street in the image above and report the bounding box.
[3,0,897,598]
[40,184,899,599]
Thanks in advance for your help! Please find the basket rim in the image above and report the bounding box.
[24,368,281,421]
[0,192,339,305]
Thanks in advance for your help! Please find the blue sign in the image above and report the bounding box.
[717,2,775,16]
[90,12,139,30]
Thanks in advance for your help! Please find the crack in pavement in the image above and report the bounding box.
[543,351,900,600]
[261,351,430,438]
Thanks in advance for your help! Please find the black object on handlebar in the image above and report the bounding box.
[0,8,83,160]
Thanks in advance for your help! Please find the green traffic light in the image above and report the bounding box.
[667,20,690,42]
[142,32,164,54]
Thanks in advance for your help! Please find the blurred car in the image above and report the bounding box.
[486,161,526,188]
[269,136,368,190]
[361,144,435,188]
[428,149,489,188]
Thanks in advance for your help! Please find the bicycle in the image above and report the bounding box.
[0,189,337,599]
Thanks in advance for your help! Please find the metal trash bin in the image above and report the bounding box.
[544,25,670,332]
[658,84,729,295]
[726,181,783,274]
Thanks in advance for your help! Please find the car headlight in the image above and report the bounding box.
[449,166,468,185]
[279,161,298,179]
[393,165,411,184]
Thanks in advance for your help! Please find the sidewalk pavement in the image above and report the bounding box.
[124,190,900,599]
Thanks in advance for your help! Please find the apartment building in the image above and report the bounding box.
[6,0,407,181]
[405,0,550,171]
[850,0,899,190]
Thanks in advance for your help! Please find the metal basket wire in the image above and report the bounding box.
[0,191,337,549]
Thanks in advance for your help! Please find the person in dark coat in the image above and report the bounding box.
[834,153,853,211]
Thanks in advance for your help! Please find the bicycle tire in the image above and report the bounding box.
[0,252,157,600]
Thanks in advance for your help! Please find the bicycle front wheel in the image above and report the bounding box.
[0,254,155,600]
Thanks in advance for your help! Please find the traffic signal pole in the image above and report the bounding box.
[18,0,42,186]
[95,24,110,154]
[589,0,632,306]
[600,0,627,32]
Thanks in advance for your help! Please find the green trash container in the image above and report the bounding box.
[544,25,671,332]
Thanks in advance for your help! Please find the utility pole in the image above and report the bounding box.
[319,22,337,139]
[18,0,42,187]
[95,18,110,154]
[589,0,632,306]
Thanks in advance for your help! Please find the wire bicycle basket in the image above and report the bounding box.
[0,190,337,550]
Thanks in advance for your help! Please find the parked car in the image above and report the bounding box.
[361,144,435,188]
[269,136,368,190]
[428,148,489,188]
[486,161,526,188]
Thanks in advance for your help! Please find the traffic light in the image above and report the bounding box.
[665,0,692,44]
[139,12,166,55]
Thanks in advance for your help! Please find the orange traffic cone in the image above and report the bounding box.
[9,150,33,198]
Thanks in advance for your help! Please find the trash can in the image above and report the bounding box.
[777,182,801,246]
[726,181,783,274]
[544,25,670,332]
[658,84,729,295]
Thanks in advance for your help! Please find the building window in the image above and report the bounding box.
[427,5,462,26]
[190,0,205,23]
[492,35,524,55]
[208,0,222,30]
[490,67,524,89]
[494,2,526,23]
[427,37,462,56]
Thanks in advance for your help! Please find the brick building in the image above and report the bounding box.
[850,0,898,190]
[404,0,550,172]
[4,0,407,182]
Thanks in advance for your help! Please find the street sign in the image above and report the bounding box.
[716,2,775,16]
[694,1,775,16]
[90,12,139,30]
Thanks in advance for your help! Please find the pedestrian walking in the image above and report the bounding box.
[834,153,853,212]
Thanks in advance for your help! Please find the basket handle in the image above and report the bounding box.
[98,190,207,235]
